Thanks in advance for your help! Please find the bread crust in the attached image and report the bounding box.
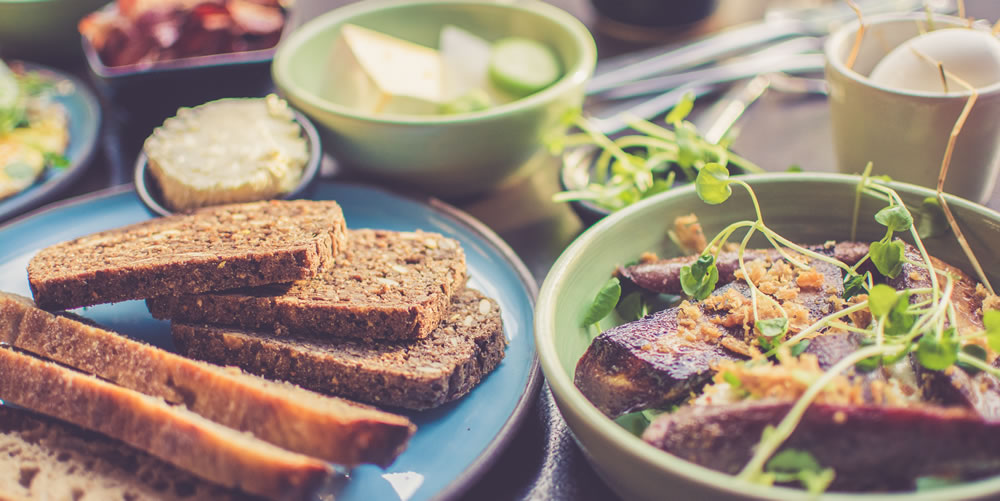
[0,406,253,501]
[0,347,331,500]
[149,229,466,341]
[27,200,346,311]
[173,287,506,410]
[0,292,415,468]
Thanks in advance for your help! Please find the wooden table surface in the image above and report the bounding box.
[5,0,1000,499]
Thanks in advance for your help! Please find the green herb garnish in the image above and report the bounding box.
[550,93,762,212]
[582,277,622,328]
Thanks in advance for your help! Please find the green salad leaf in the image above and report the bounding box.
[582,277,622,327]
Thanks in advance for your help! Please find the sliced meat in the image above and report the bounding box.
[642,400,1000,491]
[579,246,850,418]
[917,361,1000,421]
[575,283,749,418]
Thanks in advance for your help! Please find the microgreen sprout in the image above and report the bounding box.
[681,175,1000,489]
[581,277,622,329]
[551,93,762,213]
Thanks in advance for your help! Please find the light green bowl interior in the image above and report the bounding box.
[275,0,594,124]
[537,173,1000,500]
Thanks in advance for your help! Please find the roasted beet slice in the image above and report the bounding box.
[917,359,1000,420]
[579,245,851,417]
[575,283,749,417]
[619,242,868,295]
[642,400,1000,491]
[888,242,984,332]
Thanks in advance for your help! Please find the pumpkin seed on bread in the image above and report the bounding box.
[148,229,466,341]
[27,200,347,311]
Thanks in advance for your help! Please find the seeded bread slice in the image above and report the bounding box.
[173,287,506,410]
[0,406,253,501]
[149,229,467,341]
[0,346,331,500]
[0,291,415,468]
[27,200,347,311]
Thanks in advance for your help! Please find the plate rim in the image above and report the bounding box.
[0,181,542,501]
[0,60,102,224]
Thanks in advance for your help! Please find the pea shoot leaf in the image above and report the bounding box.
[985,310,1000,353]
[581,277,622,327]
[758,335,777,353]
[916,328,959,371]
[756,318,787,338]
[957,344,988,375]
[680,254,719,301]
[790,339,811,357]
[916,197,949,239]
[855,337,881,372]
[842,271,870,300]
[885,290,915,336]
[695,163,732,205]
[615,291,645,322]
[722,371,743,388]
[765,449,836,495]
[665,91,695,126]
[786,164,803,173]
[874,205,913,233]
[869,239,905,279]
[867,284,899,318]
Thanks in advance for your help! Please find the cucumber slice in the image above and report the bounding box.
[488,37,561,98]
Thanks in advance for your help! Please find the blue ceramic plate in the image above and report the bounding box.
[0,61,101,223]
[0,182,539,501]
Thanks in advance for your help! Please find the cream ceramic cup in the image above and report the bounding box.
[825,14,1000,203]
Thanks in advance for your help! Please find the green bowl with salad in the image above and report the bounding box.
[537,172,1000,500]
[272,0,596,197]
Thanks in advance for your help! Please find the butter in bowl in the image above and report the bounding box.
[134,94,322,217]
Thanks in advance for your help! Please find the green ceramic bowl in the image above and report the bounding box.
[272,0,596,198]
[0,0,107,60]
[536,173,1000,501]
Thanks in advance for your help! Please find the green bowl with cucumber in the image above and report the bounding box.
[273,0,596,197]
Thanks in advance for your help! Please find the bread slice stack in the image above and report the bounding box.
[5,199,507,499]
[150,228,508,410]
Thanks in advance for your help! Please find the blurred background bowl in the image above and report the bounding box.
[536,173,1000,501]
[272,0,596,198]
[0,0,108,61]
[134,107,322,217]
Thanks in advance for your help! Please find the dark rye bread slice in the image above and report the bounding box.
[0,406,254,501]
[0,292,415,468]
[0,347,331,500]
[148,229,467,341]
[173,287,506,410]
[27,200,347,311]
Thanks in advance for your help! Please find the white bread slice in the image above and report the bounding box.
[0,405,251,501]
[0,346,331,500]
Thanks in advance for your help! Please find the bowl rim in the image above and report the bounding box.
[536,172,1000,500]
[271,0,597,125]
[134,105,322,217]
[824,12,1000,99]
